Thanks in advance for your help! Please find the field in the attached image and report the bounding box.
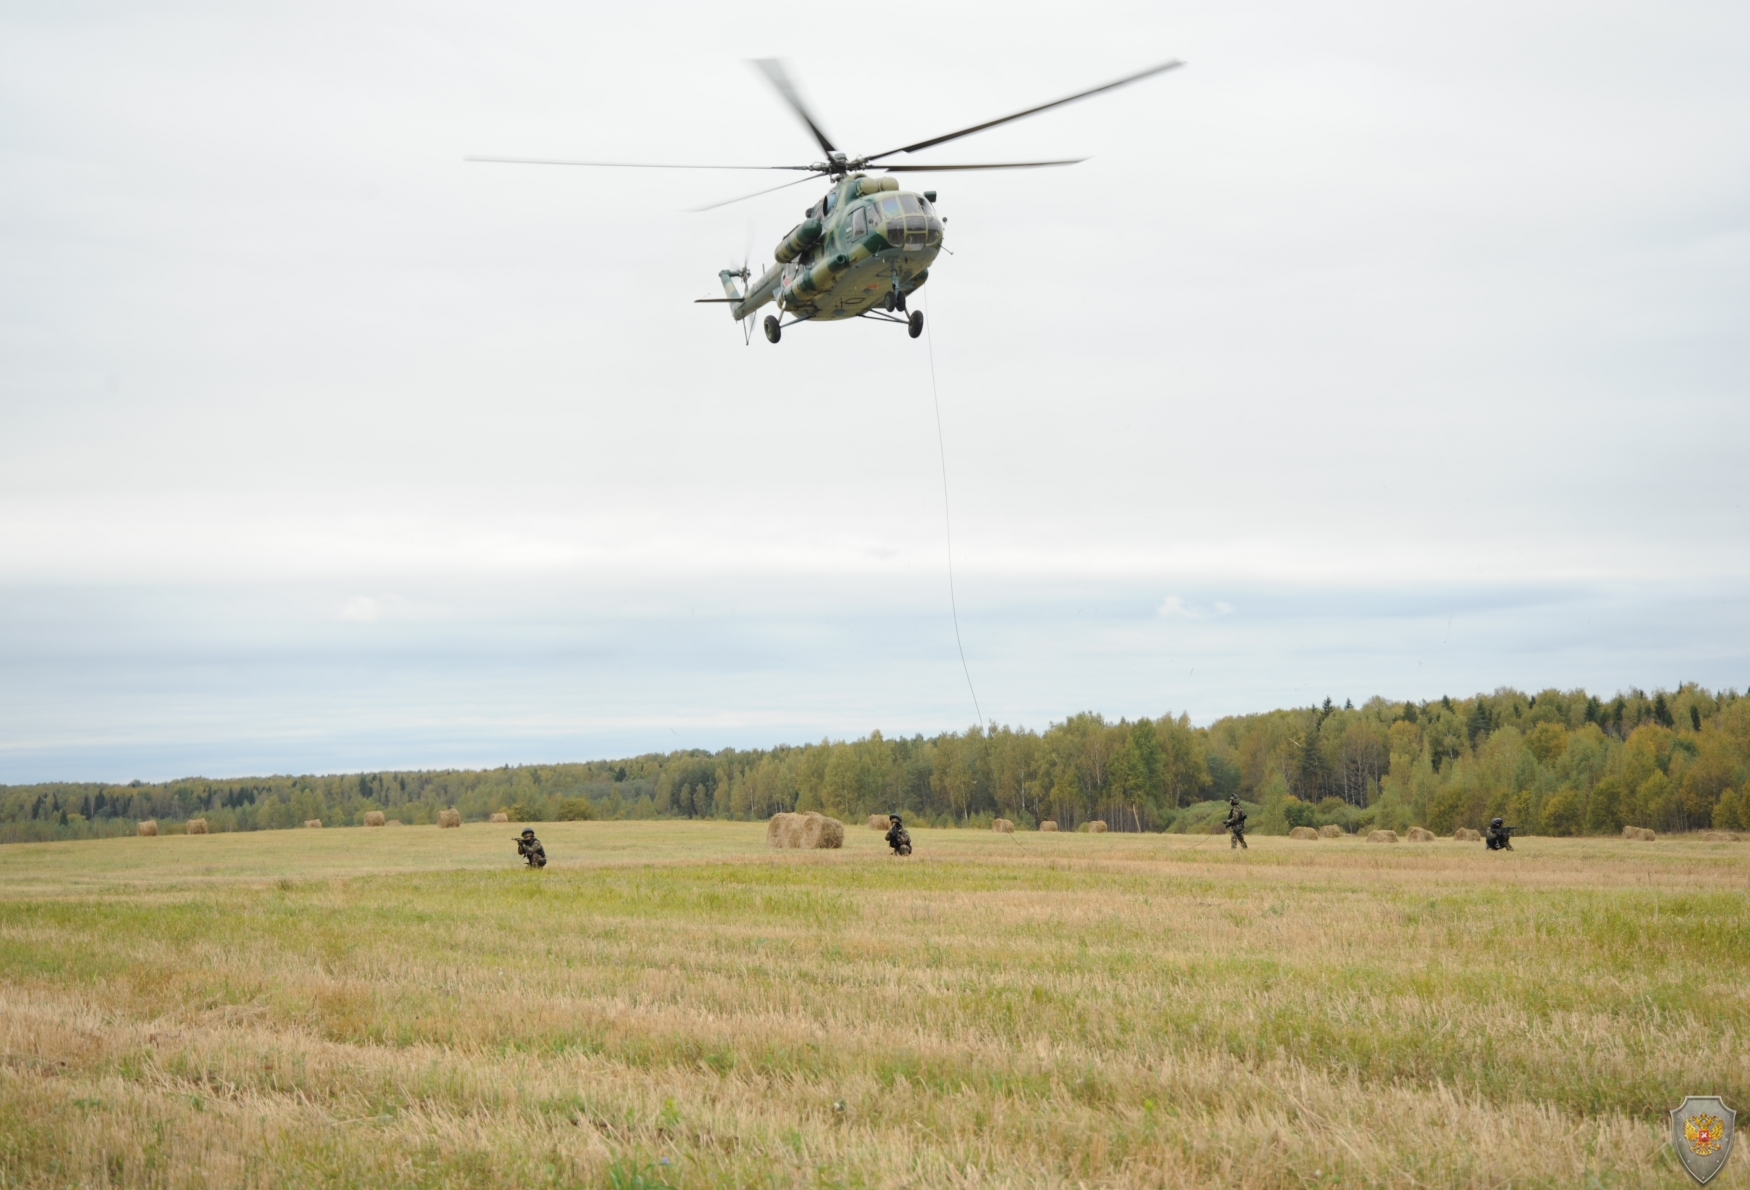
[1,822,1746,1189]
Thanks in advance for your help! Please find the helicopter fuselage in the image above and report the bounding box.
[725,173,942,323]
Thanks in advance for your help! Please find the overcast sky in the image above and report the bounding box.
[3,0,1747,782]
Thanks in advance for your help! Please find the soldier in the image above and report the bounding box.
[885,813,913,856]
[1485,817,1515,851]
[1223,796,1248,850]
[515,827,547,868]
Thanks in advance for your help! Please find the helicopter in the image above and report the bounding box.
[470,58,1181,344]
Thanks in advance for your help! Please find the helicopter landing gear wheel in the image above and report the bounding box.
[907,309,924,339]
[763,315,781,344]
[885,288,907,314]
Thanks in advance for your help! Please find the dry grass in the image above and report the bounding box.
[867,815,889,831]
[0,823,1745,1189]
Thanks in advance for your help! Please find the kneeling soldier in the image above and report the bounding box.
[515,828,547,868]
[885,813,913,856]
[1485,817,1515,851]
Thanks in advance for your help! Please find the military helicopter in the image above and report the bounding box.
[470,58,1181,344]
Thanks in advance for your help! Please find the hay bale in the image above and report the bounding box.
[1318,824,1344,839]
[1366,829,1398,844]
[489,812,509,824]
[1405,826,1436,843]
[363,811,385,827]
[801,814,845,849]
[136,820,158,837]
[1039,820,1058,831]
[185,818,209,834]
[1288,826,1319,840]
[302,819,320,829]
[782,813,809,848]
[993,818,1015,833]
[437,808,461,829]
[1703,830,1741,842]
[1085,820,1108,833]
[1453,827,1481,842]
[1622,825,1655,841]
[386,819,404,826]
[867,814,890,831]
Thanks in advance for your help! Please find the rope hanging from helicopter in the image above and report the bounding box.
[921,286,985,731]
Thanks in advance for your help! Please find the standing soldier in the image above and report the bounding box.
[885,814,913,856]
[515,828,547,868]
[1223,796,1248,850]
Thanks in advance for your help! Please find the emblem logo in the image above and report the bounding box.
[1671,1096,1736,1185]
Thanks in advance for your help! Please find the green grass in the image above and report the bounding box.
[0,821,1746,1187]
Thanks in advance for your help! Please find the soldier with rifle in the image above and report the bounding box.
[885,813,913,856]
[1485,817,1516,851]
[1223,796,1248,850]
[515,827,547,868]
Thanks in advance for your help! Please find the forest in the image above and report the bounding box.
[4,684,1747,844]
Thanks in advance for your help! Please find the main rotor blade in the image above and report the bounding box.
[877,158,1086,171]
[688,172,822,213]
[863,59,1183,162]
[752,59,838,158]
[467,156,817,171]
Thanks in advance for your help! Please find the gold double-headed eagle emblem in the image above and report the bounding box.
[1671,1096,1735,1185]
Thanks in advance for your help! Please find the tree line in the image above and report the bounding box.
[3,684,1746,844]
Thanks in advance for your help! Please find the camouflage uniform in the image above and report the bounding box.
[515,829,547,868]
[1223,798,1248,850]
[885,815,912,856]
[1485,818,1514,851]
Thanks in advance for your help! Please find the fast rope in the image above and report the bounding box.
[922,287,985,729]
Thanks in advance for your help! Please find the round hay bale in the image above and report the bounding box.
[1318,824,1344,839]
[386,819,404,826]
[1039,820,1058,831]
[1366,829,1399,844]
[363,811,386,827]
[186,818,209,834]
[1085,820,1108,833]
[1453,827,1482,842]
[867,814,890,831]
[1622,825,1655,841]
[136,820,158,837]
[1405,826,1435,843]
[437,808,461,829]
[802,814,845,849]
[1703,830,1741,842]
[1288,826,1318,840]
[489,812,509,824]
[301,819,321,829]
[993,818,1015,834]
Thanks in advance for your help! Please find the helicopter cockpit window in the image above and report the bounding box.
[898,193,922,214]
[823,191,837,216]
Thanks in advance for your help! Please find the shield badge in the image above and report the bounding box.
[1671,1096,1735,1185]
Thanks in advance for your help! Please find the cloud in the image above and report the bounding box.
[1158,596,1236,620]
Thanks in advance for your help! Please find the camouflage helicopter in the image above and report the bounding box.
[471,58,1181,344]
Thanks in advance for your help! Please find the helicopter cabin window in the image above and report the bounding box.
[823,191,837,216]
[848,207,866,238]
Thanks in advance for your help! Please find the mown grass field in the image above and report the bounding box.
[1,821,1746,1189]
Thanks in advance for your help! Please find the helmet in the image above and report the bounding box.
[1490,817,1503,828]
[521,828,536,837]
[889,813,902,822]
[1229,795,1241,805]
